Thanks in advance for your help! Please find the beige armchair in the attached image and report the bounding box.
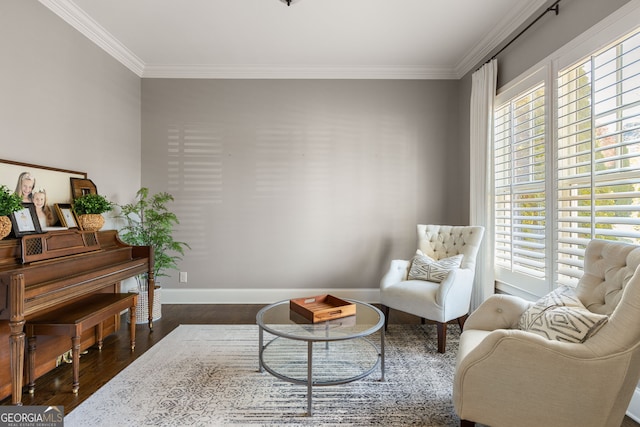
[380,224,484,353]
[454,239,640,427]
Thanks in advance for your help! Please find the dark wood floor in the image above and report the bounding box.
[1,304,639,427]
[0,304,269,412]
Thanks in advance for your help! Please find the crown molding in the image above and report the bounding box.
[39,0,145,76]
[454,0,547,78]
[40,0,539,80]
[142,64,458,80]
[38,0,458,79]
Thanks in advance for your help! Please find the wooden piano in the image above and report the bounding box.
[0,229,154,405]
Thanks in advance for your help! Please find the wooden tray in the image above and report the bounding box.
[289,294,356,323]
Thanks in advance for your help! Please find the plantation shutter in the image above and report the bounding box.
[556,30,640,286]
[494,84,547,280]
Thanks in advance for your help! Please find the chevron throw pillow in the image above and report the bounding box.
[407,250,463,283]
[518,285,578,330]
[518,286,608,343]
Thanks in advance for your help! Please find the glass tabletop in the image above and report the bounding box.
[256,299,384,342]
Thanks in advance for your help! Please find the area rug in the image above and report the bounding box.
[65,324,461,426]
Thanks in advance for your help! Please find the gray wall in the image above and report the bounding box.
[142,79,462,299]
[0,0,141,221]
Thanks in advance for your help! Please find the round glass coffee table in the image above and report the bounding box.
[256,299,385,416]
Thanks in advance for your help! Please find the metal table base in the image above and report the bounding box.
[257,300,385,416]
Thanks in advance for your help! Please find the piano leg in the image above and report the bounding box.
[9,273,26,405]
[9,325,25,405]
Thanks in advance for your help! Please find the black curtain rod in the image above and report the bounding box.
[479,0,561,69]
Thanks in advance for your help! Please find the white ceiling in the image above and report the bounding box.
[40,0,546,79]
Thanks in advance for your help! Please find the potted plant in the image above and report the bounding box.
[73,193,113,231]
[0,185,24,239]
[118,187,189,323]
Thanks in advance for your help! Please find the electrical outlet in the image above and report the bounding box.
[179,271,188,283]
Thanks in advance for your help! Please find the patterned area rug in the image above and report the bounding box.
[65,324,461,426]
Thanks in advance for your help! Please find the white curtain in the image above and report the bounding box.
[469,59,497,311]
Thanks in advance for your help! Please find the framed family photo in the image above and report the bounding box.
[0,158,86,206]
[55,203,79,229]
[10,203,42,237]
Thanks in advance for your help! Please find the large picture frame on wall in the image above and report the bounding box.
[0,159,87,206]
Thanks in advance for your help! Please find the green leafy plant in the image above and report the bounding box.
[118,188,190,286]
[73,193,113,215]
[0,185,24,216]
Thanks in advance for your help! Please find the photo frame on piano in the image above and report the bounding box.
[10,203,42,237]
[54,203,79,229]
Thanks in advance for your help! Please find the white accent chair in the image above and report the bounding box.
[454,239,640,427]
[380,224,484,353]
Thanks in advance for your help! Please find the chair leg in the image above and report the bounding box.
[436,322,447,353]
[460,420,475,427]
[71,335,81,394]
[457,314,468,331]
[381,305,390,331]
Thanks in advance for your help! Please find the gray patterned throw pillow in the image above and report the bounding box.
[518,286,608,343]
[407,250,463,283]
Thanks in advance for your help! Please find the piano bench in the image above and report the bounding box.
[25,293,138,395]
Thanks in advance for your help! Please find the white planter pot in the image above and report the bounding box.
[127,285,162,324]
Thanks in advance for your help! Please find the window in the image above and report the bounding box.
[493,15,640,298]
[494,83,547,279]
[556,30,640,286]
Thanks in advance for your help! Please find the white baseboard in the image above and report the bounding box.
[627,386,640,422]
[161,288,382,304]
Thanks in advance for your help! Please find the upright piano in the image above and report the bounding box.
[0,229,154,405]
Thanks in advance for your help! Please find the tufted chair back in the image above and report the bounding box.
[417,224,484,271]
[577,239,640,354]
